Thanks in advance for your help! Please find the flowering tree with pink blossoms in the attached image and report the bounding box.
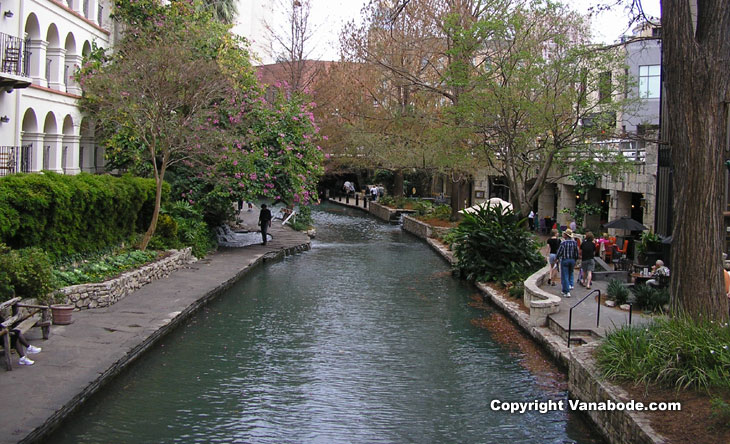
[80,0,324,246]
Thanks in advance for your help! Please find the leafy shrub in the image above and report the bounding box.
[414,201,451,221]
[165,201,216,258]
[0,172,162,258]
[0,245,56,302]
[631,284,655,309]
[0,270,14,302]
[431,204,452,220]
[650,288,670,312]
[631,285,670,312]
[438,229,459,248]
[607,279,630,305]
[413,200,434,216]
[288,205,313,231]
[378,195,395,207]
[53,249,159,286]
[711,397,730,421]
[597,317,730,390]
[450,204,543,282]
[508,282,525,298]
[149,214,179,251]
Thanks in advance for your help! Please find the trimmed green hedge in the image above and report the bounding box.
[0,172,165,257]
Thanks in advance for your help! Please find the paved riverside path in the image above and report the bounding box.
[538,265,653,339]
[0,207,310,444]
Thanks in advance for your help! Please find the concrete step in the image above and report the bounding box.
[547,315,602,346]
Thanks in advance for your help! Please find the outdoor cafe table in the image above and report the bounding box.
[631,273,652,286]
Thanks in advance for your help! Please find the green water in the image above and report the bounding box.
[51,203,601,443]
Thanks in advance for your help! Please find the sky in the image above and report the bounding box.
[234,0,661,63]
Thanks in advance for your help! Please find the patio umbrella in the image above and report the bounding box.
[604,216,648,231]
[460,198,513,214]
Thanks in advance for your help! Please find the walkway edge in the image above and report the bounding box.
[20,242,310,444]
[414,230,665,444]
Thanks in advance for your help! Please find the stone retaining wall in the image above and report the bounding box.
[368,202,397,222]
[402,215,450,239]
[523,265,562,327]
[569,345,666,444]
[421,232,664,444]
[59,248,194,310]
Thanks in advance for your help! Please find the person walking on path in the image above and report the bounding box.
[556,228,579,298]
[546,228,561,286]
[258,204,272,245]
[528,210,535,231]
[579,231,596,289]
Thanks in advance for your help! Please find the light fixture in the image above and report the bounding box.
[0,116,9,123]
[3,10,13,18]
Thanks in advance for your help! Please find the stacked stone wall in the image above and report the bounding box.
[368,202,396,221]
[59,248,194,309]
[421,231,665,444]
[569,345,666,444]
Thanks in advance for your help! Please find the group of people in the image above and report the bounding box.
[546,229,604,298]
[547,229,670,298]
[546,228,592,298]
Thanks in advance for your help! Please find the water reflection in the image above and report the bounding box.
[51,203,602,444]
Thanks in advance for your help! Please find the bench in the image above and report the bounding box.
[274,208,296,225]
[0,297,51,370]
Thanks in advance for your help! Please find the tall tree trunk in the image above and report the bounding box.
[663,0,730,320]
[139,167,166,251]
[450,177,462,218]
[393,169,405,197]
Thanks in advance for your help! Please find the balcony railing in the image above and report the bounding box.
[566,139,647,164]
[1,32,31,77]
[0,145,33,176]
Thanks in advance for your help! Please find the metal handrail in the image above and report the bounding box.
[567,289,601,348]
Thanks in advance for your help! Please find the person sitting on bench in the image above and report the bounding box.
[1,314,42,366]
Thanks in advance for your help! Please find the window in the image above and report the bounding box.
[598,71,611,103]
[639,65,661,99]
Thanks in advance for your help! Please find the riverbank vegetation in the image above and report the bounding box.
[0,173,214,303]
[597,317,730,391]
[78,0,324,250]
[450,204,543,283]
[597,316,730,437]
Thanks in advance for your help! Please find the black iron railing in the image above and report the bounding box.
[1,32,31,77]
[567,289,601,348]
[0,145,32,176]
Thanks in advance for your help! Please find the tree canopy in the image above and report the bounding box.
[80,0,324,247]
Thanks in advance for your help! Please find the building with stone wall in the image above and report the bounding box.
[468,23,663,241]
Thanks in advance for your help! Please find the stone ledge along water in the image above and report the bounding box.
[47,203,603,444]
[0,208,310,444]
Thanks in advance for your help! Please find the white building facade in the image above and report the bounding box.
[0,0,114,176]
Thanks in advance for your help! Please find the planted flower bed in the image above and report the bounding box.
[53,250,162,286]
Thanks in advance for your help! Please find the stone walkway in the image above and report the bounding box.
[542,275,653,340]
[0,206,310,444]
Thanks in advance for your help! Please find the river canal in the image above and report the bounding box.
[51,203,602,443]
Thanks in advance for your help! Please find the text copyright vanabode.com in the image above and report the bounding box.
[490,399,682,414]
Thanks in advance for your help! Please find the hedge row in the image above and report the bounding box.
[0,172,166,257]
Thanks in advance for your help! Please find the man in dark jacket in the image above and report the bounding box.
[259,204,272,245]
[556,228,579,297]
